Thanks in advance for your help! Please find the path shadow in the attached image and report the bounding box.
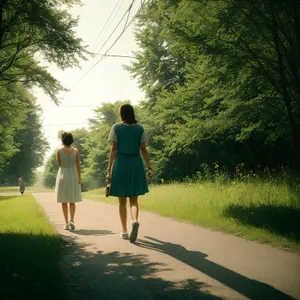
[134,237,295,300]
[0,232,223,299]
[74,229,114,236]
[223,204,300,242]
[0,233,67,300]
[62,241,223,300]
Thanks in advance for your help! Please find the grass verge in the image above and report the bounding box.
[0,186,53,194]
[83,181,300,251]
[0,195,67,299]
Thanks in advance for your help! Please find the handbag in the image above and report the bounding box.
[105,180,111,197]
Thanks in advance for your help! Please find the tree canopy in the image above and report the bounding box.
[0,0,87,185]
[0,0,86,103]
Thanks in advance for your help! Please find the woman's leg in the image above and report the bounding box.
[129,196,140,243]
[129,196,139,221]
[61,203,68,224]
[70,203,76,222]
[119,197,128,232]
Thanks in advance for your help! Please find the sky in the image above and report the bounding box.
[35,0,145,163]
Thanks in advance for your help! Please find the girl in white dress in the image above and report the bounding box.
[55,132,82,230]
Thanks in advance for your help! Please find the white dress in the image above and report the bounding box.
[55,149,82,203]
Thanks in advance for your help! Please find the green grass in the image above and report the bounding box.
[0,195,67,299]
[83,181,300,251]
[0,186,53,194]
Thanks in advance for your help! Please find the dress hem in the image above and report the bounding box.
[109,191,149,198]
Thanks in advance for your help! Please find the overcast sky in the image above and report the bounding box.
[35,0,144,162]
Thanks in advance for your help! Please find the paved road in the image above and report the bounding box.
[33,193,300,300]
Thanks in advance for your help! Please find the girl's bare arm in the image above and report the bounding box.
[75,149,82,183]
[56,150,61,167]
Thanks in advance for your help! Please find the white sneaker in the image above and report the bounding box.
[130,221,140,243]
[64,224,70,230]
[120,232,129,239]
[69,221,75,231]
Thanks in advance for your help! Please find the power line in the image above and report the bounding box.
[93,0,126,54]
[70,2,143,91]
[94,1,134,58]
[89,0,124,53]
[90,53,136,59]
[123,0,136,30]
[68,2,136,92]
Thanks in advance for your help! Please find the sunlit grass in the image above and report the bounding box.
[83,181,300,251]
[0,195,67,299]
[0,186,53,195]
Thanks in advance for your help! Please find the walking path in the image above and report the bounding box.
[33,193,300,300]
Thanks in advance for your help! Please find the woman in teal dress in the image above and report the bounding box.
[107,104,152,243]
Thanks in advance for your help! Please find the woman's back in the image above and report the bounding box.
[55,147,81,203]
[113,123,144,154]
[59,149,76,168]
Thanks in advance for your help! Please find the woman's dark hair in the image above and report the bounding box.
[120,104,137,125]
[61,132,74,146]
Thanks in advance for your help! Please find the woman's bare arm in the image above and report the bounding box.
[75,149,82,184]
[140,142,152,177]
[56,150,61,167]
[107,142,117,179]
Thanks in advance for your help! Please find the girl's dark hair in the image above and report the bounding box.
[61,132,74,146]
[120,104,137,125]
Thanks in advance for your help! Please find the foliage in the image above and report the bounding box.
[45,0,300,187]
[0,84,28,171]
[0,85,48,185]
[125,0,300,177]
[0,0,86,103]
[0,0,87,181]
[43,151,58,188]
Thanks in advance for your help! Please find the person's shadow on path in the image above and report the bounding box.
[135,236,295,300]
[63,243,223,300]
[74,229,114,236]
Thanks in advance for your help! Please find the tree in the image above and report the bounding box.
[83,102,123,188]
[0,0,87,180]
[43,151,58,188]
[1,92,49,185]
[0,0,86,104]
[0,84,27,171]
[127,0,300,175]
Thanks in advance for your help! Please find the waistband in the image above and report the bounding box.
[117,152,140,156]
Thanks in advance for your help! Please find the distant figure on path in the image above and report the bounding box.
[55,132,82,230]
[19,177,25,195]
[106,104,152,242]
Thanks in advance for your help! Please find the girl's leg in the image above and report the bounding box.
[129,196,139,221]
[118,197,128,232]
[61,203,68,224]
[70,203,76,222]
[69,203,76,230]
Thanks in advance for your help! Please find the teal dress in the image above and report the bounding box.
[108,123,149,198]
